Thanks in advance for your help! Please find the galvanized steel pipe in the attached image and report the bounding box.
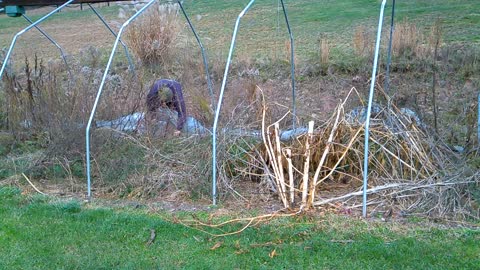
[85,0,157,201]
[22,14,71,76]
[385,0,396,95]
[212,0,256,205]
[0,0,75,79]
[88,3,135,72]
[178,0,215,110]
[478,91,480,145]
[363,0,387,218]
[280,0,296,129]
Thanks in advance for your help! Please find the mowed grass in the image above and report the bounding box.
[0,5,119,60]
[182,0,480,58]
[1,0,479,60]
[1,187,479,269]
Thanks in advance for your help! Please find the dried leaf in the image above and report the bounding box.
[235,249,248,255]
[210,241,223,250]
[269,249,277,258]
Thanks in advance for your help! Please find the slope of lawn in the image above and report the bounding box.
[0,187,479,269]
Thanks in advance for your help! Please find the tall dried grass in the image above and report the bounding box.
[353,25,373,57]
[284,40,297,65]
[319,36,330,65]
[1,51,147,176]
[125,3,182,66]
[0,47,243,200]
[392,19,423,58]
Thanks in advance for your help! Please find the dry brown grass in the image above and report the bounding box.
[427,19,443,55]
[284,40,297,65]
[1,51,147,154]
[353,25,373,57]
[319,36,330,65]
[124,3,182,66]
[392,19,423,58]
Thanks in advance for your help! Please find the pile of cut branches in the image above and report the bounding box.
[252,88,479,219]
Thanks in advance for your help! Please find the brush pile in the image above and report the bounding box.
[253,88,479,219]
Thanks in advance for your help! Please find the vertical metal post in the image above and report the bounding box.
[280,0,296,130]
[88,3,135,72]
[22,14,71,76]
[177,0,215,110]
[85,0,157,201]
[0,0,75,79]
[477,91,480,145]
[212,0,256,205]
[363,0,387,218]
[276,0,280,59]
[385,0,396,95]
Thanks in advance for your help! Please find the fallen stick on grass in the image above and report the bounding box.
[313,180,478,206]
[21,173,47,196]
[175,209,301,237]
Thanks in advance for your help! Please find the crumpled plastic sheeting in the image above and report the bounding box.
[95,109,209,135]
[95,109,307,141]
[96,112,146,132]
[345,104,425,129]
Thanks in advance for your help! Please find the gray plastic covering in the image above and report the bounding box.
[345,105,425,129]
[96,112,145,132]
[95,108,307,141]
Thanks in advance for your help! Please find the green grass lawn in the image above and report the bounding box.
[1,0,479,59]
[182,0,480,58]
[1,186,479,269]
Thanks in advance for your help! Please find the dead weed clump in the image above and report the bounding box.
[0,50,151,189]
[319,36,331,66]
[353,25,374,58]
[124,3,182,66]
[91,133,213,200]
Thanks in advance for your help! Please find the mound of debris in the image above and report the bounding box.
[251,89,479,220]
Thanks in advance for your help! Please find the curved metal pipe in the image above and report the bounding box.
[0,0,75,79]
[22,14,72,77]
[280,0,296,129]
[211,0,256,205]
[178,0,215,111]
[85,0,158,201]
[478,91,480,145]
[385,0,396,95]
[87,3,135,72]
[363,0,387,218]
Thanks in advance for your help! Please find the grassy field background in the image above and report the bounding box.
[1,0,479,61]
[1,187,479,269]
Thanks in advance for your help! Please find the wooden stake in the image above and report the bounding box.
[274,123,288,207]
[260,91,288,208]
[285,148,295,206]
[311,106,342,204]
[301,121,314,208]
